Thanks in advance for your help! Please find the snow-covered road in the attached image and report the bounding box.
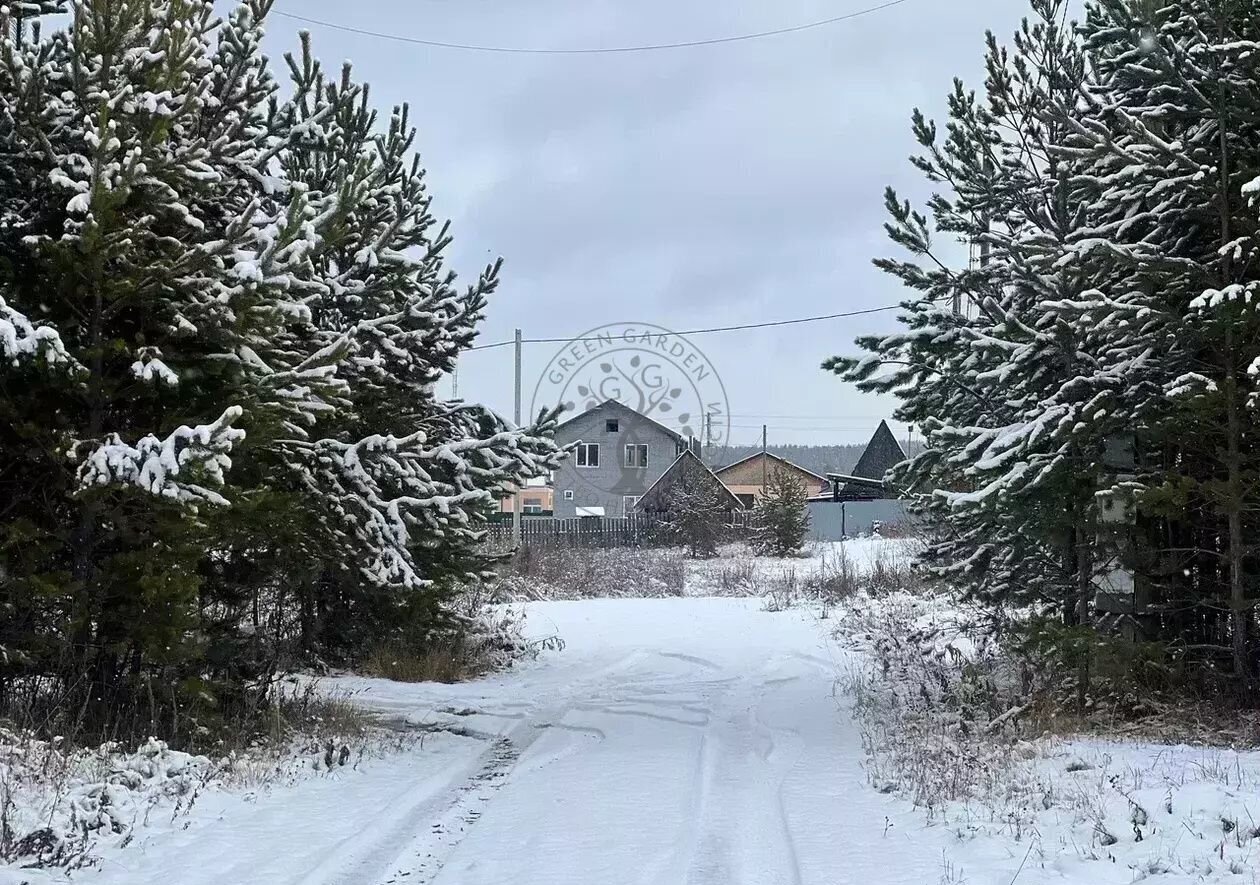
[64,598,958,885]
[348,598,954,885]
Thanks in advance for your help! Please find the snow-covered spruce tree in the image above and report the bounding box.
[1048,0,1260,688]
[0,0,561,739]
[752,468,810,557]
[828,1,1103,628]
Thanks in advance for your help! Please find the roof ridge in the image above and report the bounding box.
[712,450,829,482]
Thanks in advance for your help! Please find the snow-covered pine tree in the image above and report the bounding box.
[1052,0,1260,686]
[828,1,1101,625]
[752,467,810,557]
[254,34,565,660]
[0,0,562,739]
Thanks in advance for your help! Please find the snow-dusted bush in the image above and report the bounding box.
[0,681,425,870]
[840,591,1022,807]
[759,540,921,611]
[498,546,687,600]
[0,733,211,868]
[839,591,1260,882]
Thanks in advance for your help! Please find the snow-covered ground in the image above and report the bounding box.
[8,538,1260,884]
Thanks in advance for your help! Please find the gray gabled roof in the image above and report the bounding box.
[553,399,686,446]
[635,449,744,512]
[851,420,907,482]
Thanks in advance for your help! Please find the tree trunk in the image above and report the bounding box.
[1217,98,1250,691]
[1224,326,1249,688]
[1076,530,1093,713]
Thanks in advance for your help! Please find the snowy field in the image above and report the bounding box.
[6,538,1260,885]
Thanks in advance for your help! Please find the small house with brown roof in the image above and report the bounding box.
[713,452,830,509]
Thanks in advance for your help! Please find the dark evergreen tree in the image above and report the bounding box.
[832,0,1260,699]
[752,468,810,557]
[1054,0,1260,686]
[0,0,561,741]
[829,0,1097,619]
[660,474,728,558]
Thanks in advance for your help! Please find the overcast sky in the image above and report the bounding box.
[262,0,1026,445]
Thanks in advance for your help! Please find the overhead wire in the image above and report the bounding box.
[273,0,911,55]
[466,304,905,352]
[271,3,922,353]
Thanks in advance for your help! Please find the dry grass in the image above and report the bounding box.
[270,681,379,741]
[763,543,921,612]
[362,641,476,684]
[497,545,687,600]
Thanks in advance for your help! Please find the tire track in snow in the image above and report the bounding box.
[752,678,806,882]
[369,650,657,884]
[280,729,522,885]
[655,651,722,670]
[377,735,523,885]
[675,665,806,885]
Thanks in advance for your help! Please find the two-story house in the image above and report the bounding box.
[552,400,695,518]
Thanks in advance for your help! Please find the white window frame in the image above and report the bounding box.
[624,444,649,468]
[575,442,600,468]
[623,495,641,515]
[563,490,575,501]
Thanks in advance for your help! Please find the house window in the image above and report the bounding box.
[624,444,648,468]
[522,496,545,515]
[606,419,620,433]
[737,493,755,509]
[576,443,600,468]
[623,495,641,515]
[563,490,575,501]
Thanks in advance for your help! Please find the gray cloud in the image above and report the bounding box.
[267,0,1026,443]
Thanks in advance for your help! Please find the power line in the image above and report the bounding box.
[466,304,903,352]
[725,426,891,432]
[273,1,910,55]
[727,413,894,420]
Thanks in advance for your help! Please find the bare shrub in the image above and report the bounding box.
[764,542,922,610]
[0,679,426,869]
[497,546,687,600]
[840,593,1028,809]
[271,682,378,743]
[712,557,758,595]
[763,571,799,612]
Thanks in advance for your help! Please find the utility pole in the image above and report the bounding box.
[512,328,523,548]
[703,413,711,456]
[761,424,768,498]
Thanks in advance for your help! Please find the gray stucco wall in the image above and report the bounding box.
[807,500,910,541]
[553,404,685,518]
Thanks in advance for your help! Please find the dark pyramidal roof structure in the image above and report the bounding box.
[851,420,907,481]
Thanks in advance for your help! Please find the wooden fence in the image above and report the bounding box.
[483,512,754,552]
